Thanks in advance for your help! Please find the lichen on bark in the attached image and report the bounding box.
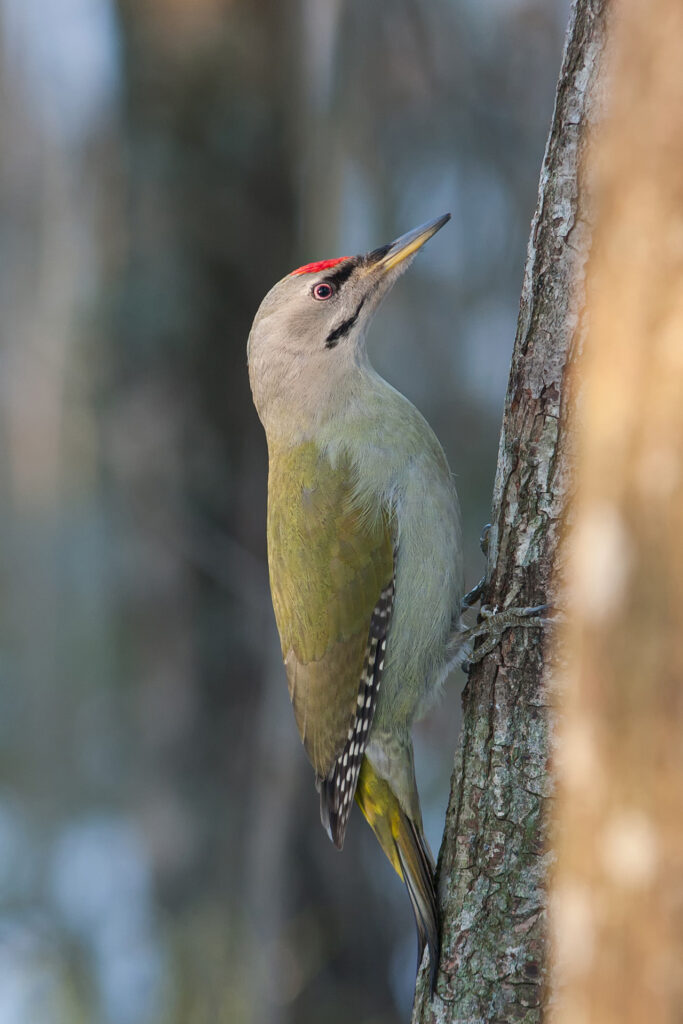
[412,2,609,1021]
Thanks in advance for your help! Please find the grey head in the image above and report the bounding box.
[247,214,450,440]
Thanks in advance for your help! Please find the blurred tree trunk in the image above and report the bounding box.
[551,1,683,1022]
[412,1,608,1020]
[110,4,403,1021]
[109,6,301,1023]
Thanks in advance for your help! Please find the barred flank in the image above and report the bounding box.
[319,571,396,849]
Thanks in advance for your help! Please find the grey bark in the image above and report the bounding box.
[412,2,609,1021]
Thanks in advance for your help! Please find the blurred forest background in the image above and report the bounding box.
[0,1,569,1022]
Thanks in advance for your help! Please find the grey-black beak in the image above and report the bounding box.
[365,213,451,271]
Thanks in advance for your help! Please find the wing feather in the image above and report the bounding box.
[319,571,395,847]
[267,442,394,793]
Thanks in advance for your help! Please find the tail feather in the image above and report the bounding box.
[355,756,440,994]
[396,819,440,993]
[318,774,345,849]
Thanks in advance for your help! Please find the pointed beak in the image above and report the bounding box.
[365,213,451,274]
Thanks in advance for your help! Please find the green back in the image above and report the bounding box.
[267,442,394,777]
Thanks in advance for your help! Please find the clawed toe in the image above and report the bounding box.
[460,601,557,666]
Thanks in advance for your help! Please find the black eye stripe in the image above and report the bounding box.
[325,297,365,349]
[321,261,356,289]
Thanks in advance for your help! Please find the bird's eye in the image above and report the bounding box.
[312,282,334,300]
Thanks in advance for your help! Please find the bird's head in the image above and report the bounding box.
[247,214,450,437]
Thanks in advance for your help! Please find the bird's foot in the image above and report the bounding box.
[461,576,485,611]
[462,602,556,667]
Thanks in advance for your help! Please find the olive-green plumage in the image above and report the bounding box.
[248,215,463,994]
[267,441,394,776]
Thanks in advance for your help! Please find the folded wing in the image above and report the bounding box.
[267,442,395,847]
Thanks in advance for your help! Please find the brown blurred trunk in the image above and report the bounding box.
[412,1,609,1020]
[551,1,683,1022]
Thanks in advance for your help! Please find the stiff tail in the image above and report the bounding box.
[355,756,440,994]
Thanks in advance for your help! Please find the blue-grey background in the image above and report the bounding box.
[0,1,567,1021]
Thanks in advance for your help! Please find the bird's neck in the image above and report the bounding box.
[260,360,394,449]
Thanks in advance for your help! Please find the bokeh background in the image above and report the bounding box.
[0,1,568,1021]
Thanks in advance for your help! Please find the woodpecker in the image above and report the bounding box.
[248,215,462,990]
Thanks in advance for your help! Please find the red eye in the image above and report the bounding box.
[312,282,334,300]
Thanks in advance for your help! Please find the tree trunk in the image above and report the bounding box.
[412,2,608,1020]
[550,1,683,1021]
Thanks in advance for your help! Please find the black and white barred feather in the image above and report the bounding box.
[319,568,396,849]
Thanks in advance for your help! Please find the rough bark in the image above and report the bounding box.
[412,2,609,1021]
[550,1,683,1022]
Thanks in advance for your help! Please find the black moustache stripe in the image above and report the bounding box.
[325,297,365,349]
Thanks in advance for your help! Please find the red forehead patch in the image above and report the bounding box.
[291,257,347,276]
